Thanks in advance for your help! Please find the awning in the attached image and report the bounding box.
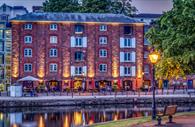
[17,76,40,82]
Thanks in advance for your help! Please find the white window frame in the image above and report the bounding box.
[99,36,107,44]
[75,67,83,75]
[99,49,107,58]
[24,36,32,43]
[124,67,131,76]
[124,52,131,62]
[50,24,57,30]
[49,48,58,57]
[100,25,107,31]
[50,36,57,44]
[99,64,107,72]
[49,63,58,72]
[24,48,32,57]
[24,24,32,30]
[24,63,32,72]
[124,38,132,47]
[75,37,83,47]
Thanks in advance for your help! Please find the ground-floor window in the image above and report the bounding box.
[46,80,60,91]
[122,80,133,91]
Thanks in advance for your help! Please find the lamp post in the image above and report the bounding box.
[148,51,160,120]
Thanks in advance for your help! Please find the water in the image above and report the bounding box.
[0,103,195,127]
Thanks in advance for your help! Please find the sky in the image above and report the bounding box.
[0,0,173,14]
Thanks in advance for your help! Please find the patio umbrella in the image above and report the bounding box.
[17,76,40,82]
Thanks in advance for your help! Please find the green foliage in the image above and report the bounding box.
[146,0,195,79]
[43,0,137,16]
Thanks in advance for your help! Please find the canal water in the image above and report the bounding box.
[0,103,195,127]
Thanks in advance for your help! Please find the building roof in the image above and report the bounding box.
[0,4,28,13]
[133,13,162,18]
[11,12,143,24]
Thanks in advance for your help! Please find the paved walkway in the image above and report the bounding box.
[133,115,195,127]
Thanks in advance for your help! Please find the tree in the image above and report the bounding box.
[146,0,195,80]
[43,0,137,16]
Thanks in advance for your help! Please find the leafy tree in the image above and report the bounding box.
[146,0,195,80]
[43,0,137,16]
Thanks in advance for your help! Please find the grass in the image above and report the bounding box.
[89,111,195,127]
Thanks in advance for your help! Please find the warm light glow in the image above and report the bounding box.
[38,52,45,78]
[0,113,3,120]
[39,80,44,83]
[148,51,160,64]
[112,57,119,78]
[114,114,118,121]
[12,51,19,78]
[38,116,45,127]
[74,112,82,126]
[12,124,18,127]
[137,65,142,78]
[88,120,94,125]
[63,115,69,127]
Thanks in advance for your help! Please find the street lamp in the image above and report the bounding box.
[148,51,160,120]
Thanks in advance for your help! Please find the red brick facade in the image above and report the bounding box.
[11,21,151,90]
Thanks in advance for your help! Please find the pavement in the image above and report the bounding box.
[133,115,195,127]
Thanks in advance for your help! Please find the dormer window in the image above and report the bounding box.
[50,24,57,30]
[75,24,84,34]
[24,24,32,30]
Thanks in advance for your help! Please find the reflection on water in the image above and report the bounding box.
[0,104,194,127]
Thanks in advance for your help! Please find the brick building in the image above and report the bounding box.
[11,12,152,91]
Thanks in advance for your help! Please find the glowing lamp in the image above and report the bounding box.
[148,51,160,64]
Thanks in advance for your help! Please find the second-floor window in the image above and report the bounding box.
[124,38,132,47]
[24,36,32,43]
[75,24,84,33]
[75,37,83,47]
[124,52,131,62]
[24,48,32,57]
[99,37,107,44]
[50,36,57,43]
[75,67,83,75]
[49,48,58,57]
[124,67,131,75]
[50,24,57,30]
[99,64,107,72]
[24,24,32,30]
[75,51,84,61]
[50,63,58,72]
[24,63,32,72]
[99,49,107,57]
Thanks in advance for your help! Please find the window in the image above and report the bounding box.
[24,36,32,43]
[99,37,107,44]
[124,26,133,35]
[50,36,57,43]
[99,25,107,31]
[144,51,149,58]
[49,48,58,57]
[50,63,57,72]
[24,24,32,30]
[124,52,131,62]
[144,65,150,74]
[50,24,57,30]
[0,54,4,64]
[24,48,32,57]
[24,64,32,72]
[75,37,83,47]
[99,49,107,57]
[75,67,82,75]
[124,67,131,75]
[75,24,84,33]
[124,38,132,47]
[144,38,149,45]
[99,64,107,72]
[75,51,84,61]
